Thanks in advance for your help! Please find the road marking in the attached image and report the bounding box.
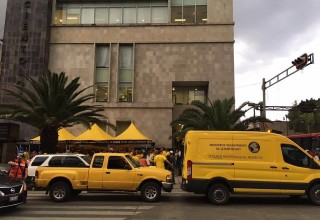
[22,205,153,210]
[10,210,141,215]
[3,218,125,220]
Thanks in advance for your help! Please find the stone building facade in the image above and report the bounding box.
[1,0,235,148]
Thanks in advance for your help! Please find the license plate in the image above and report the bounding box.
[9,196,18,202]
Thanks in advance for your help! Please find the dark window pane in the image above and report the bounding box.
[196,5,207,23]
[107,156,128,169]
[171,6,183,23]
[92,156,104,168]
[31,156,49,166]
[48,156,63,167]
[281,144,310,168]
[64,157,84,167]
[183,5,195,23]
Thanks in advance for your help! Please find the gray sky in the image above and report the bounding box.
[234,0,320,120]
[0,0,319,120]
[0,0,7,38]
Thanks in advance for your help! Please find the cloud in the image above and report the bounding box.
[234,0,320,121]
[234,0,320,62]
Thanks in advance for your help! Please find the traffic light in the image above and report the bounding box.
[292,53,308,70]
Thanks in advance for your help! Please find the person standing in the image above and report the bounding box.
[8,153,28,181]
[154,150,172,170]
[168,151,176,184]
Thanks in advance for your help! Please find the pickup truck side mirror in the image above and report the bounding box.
[124,164,132,170]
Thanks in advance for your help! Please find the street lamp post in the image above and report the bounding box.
[261,53,314,119]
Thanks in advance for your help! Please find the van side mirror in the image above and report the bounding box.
[124,164,132,170]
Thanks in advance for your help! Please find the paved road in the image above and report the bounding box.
[1,189,320,220]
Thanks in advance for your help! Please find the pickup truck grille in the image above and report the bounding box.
[0,185,23,195]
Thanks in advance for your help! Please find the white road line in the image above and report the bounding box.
[3,218,125,220]
[22,205,153,210]
[9,210,141,215]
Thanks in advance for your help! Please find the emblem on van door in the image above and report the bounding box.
[248,142,260,153]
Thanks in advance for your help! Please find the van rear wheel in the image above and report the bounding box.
[308,184,320,205]
[207,183,230,205]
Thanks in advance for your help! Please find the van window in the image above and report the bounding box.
[281,144,311,168]
[31,156,49,166]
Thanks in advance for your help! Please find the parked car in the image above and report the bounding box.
[27,153,91,188]
[0,164,10,175]
[0,170,27,209]
[36,153,173,202]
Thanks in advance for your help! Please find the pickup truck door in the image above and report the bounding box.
[88,155,105,189]
[103,156,136,190]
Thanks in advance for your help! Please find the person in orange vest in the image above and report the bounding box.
[8,153,28,181]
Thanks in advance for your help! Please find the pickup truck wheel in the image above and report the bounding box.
[141,182,161,203]
[49,181,71,202]
[308,184,320,206]
[207,183,230,205]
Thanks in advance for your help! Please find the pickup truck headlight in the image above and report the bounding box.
[166,175,173,183]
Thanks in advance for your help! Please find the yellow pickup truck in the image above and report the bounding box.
[35,153,173,202]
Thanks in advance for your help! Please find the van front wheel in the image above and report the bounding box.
[308,184,320,205]
[207,183,230,205]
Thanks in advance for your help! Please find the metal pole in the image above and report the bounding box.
[262,78,266,118]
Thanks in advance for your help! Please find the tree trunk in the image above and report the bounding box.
[40,126,58,154]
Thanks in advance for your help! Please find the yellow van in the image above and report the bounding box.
[181,131,320,205]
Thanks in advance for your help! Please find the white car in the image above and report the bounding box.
[27,153,91,186]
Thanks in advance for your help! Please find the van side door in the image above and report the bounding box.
[279,144,316,194]
[233,135,280,194]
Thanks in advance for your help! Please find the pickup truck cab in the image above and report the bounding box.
[35,153,173,202]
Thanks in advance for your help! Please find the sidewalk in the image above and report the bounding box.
[173,175,182,189]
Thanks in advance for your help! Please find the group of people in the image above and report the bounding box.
[129,147,182,184]
[7,147,38,181]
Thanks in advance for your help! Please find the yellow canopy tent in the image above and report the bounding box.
[30,128,76,142]
[74,123,113,143]
[110,122,152,144]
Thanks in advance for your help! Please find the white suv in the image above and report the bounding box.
[27,154,91,186]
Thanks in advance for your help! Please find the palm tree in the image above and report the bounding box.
[170,97,269,140]
[0,71,113,153]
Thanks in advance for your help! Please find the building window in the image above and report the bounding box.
[123,7,137,24]
[66,8,81,24]
[118,45,134,102]
[137,7,151,23]
[95,8,109,24]
[109,7,122,24]
[171,0,207,23]
[172,82,208,105]
[95,45,110,102]
[54,2,168,25]
[81,8,95,24]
